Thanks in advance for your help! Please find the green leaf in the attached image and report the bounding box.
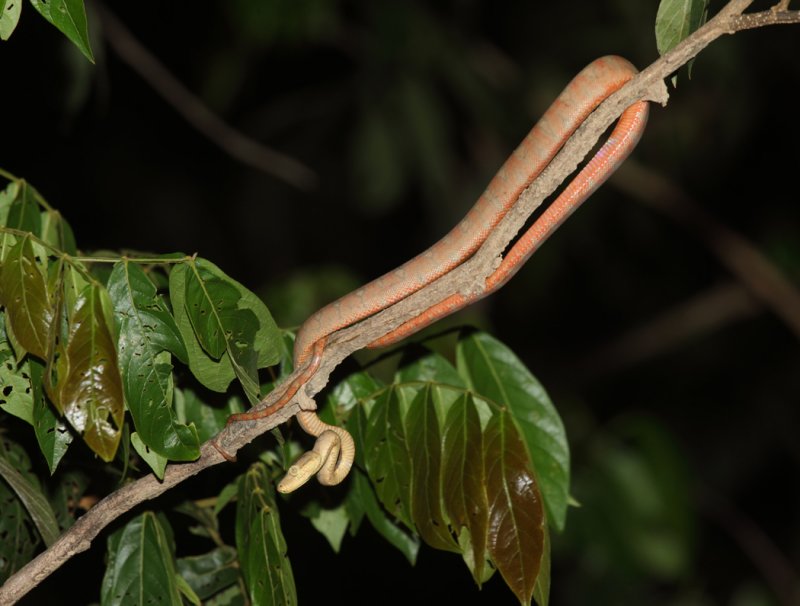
[131,431,168,479]
[457,331,570,531]
[5,180,41,235]
[174,387,240,444]
[0,234,53,359]
[363,386,415,529]
[108,261,198,460]
[301,502,349,553]
[30,357,72,472]
[40,209,77,255]
[53,283,124,461]
[0,439,40,583]
[0,350,33,423]
[0,448,60,547]
[442,393,489,583]
[406,385,459,552]
[176,546,239,601]
[655,0,709,79]
[170,259,280,401]
[484,410,545,606]
[29,0,94,63]
[101,511,183,606]
[236,463,296,606]
[347,469,420,565]
[0,0,21,40]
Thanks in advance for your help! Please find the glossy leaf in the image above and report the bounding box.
[236,463,296,606]
[174,387,240,443]
[176,546,239,601]
[0,0,21,40]
[108,261,198,460]
[29,0,94,62]
[0,453,60,546]
[457,331,570,531]
[170,259,280,401]
[30,357,72,473]
[484,410,546,606]
[53,283,124,461]
[1,234,53,359]
[0,439,41,583]
[101,511,183,606]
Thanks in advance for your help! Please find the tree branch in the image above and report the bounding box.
[2,1,798,603]
[93,3,318,191]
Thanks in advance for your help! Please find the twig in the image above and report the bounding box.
[699,485,800,606]
[2,1,798,603]
[92,3,318,191]
[611,160,800,340]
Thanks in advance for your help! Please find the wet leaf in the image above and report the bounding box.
[53,283,124,461]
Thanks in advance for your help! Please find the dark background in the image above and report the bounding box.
[3,0,800,604]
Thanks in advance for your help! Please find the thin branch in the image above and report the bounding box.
[2,1,798,603]
[611,160,800,340]
[92,3,318,191]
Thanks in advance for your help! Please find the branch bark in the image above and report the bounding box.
[2,0,799,603]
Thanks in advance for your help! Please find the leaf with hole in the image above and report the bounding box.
[52,283,124,462]
[170,259,280,402]
[236,463,296,606]
[108,260,198,460]
[100,511,183,606]
[29,0,94,62]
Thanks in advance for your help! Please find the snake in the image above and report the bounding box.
[223,56,649,492]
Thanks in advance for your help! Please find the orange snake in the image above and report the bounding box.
[222,56,649,491]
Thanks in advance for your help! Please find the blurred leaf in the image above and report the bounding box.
[350,109,406,212]
[49,469,89,531]
[53,283,124,461]
[0,234,53,359]
[0,452,59,547]
[101,511,182,606]
[30,357,72,472]
[170,259,280,402]
[108,261,198,460]
[236,462,296,606]
[176,546,239,601]
[457,331,570,531]
[0,438,40,583]
[131,431,167,479]
[4,180,40,236]
[0,0,21,40]
[29,0,94,63]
